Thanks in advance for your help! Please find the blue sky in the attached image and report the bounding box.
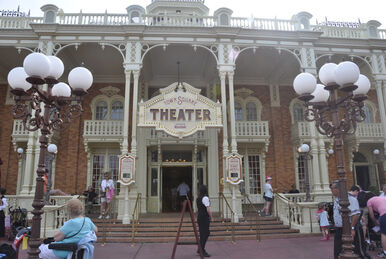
[1,0,385,27]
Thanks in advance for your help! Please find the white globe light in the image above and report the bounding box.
[299,144,310,153]
[23,52,51,79]
[334,61,360,86]
[293,73,317,95]
[328,148,334,155]
[68,67,93,91]
[52,82,71,97]
[319,63,337,86]
[48,144,58,154]
[353,74,371,95]
[373,149,380,155]
[7,67,32,91]
[17,147,24,154]
[310,84,330,103]
[47,56,64,79]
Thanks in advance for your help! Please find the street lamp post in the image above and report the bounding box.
[293,61,370,259]
[373,149,385,190]
[7,52,93,259]
[45,143,58,204]
[297,143,311,202]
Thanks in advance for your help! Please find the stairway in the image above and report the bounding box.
[93,213,315,243]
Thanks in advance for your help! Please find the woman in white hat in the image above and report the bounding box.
[261,176,274,216]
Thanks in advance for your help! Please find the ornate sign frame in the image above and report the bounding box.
[138,82,222,138]
[225,153,243,185]
[118,154,135,185]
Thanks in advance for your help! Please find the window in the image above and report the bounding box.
[246,102,257,121]
[111,101,123,120]
[220,14,229,26]
[297,156,306,192]
[91,152,120,197]
[363,105,373,123]
[151,168,158,196]
[248,155,261,194]
[96,101,108,120]
[293,103,304,123]
[235,102,243,121]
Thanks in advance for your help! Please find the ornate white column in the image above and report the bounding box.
[20,137,35,194]
[227,71,237,154]
[122,70,131,154]
[382,80,386,118]
[310,127,322,192]
[318,139,330,191]
[130,70,140,156]
[375,81,386,151]
[219,71,229,155]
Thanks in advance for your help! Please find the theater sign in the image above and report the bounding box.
[138,82,222,138]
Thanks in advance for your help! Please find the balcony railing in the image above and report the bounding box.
[291,121,311,140]
[83,120,123,137]
[1,12,384,40]
[235,121,270,140]
[354,123,384,139]
[12,120,29,136]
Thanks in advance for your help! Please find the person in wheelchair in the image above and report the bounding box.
[39,198,98,259]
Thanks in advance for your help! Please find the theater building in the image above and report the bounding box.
[0,0,386,224]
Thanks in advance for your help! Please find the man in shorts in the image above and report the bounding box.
[367,196,386,257]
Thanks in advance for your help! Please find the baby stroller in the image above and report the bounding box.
[8,207,28,241]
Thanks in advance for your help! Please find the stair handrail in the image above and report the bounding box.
[274,193,319,233]
[242,194,261,242]
[42,204,67,239]
[131,193,142,246]
[218,192,236,243]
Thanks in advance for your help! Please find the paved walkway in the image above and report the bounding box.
[17,236,381,259]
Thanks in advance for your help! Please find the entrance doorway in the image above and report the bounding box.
[162,166,192,212]
[355,165,370,190]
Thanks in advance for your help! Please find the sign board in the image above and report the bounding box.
[225,154,243,185]
[138,82,222,138]
[118,154,135,185]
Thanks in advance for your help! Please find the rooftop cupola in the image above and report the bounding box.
[146,0,209,16]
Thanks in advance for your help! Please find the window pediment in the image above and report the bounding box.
[235,88,253,99]
[100,86,120,97]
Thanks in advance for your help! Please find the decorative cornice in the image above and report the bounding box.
[100,85,121,97]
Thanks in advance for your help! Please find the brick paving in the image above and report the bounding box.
[16,236,381,259]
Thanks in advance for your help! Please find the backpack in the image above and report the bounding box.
[357,191,375,208]
[0,243,16,259]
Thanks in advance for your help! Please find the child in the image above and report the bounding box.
[316,202,329,241]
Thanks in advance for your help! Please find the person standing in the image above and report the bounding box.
[177,181,190,210]
[0,188,7,237]
[330,181,361,259]
[316,202,330,241]
[367,196,386,258]
[196,185,213,257]
[261,176,273,216]
[99,172,114,219]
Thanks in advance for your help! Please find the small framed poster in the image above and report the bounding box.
[225,154,243,185]
[118,154,135,185]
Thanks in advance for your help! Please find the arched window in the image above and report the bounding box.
[96,101,108,120]
[111,101,123,120]
[293,103,304,123]
[235,102,243,121]
[246,102,257,121]
[220,14,229,26]
[363,105,374,123]
[130,11,140,23]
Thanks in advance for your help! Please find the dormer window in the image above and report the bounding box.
[176,10,181,14]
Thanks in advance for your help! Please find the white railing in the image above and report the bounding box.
[235,121,269,137]
[355,123,384,138]
[58,13,130,25]
[83,120,123,137]
[291,121,311,139]
[12,120,29,136]
[252,18,296,31]
[312,25,367,39]
[0,16,43,29]
[274,193,320,233]
[379,30,386,40]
